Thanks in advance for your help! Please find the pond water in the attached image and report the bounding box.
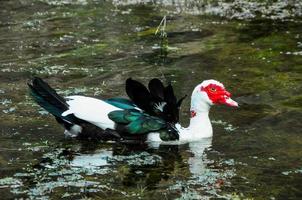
[0,0,302,199]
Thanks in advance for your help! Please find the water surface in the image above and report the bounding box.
[0,0,302,199]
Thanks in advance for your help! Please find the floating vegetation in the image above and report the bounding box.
[280,51,302,56]
[0,139,239,199]
[22,19,43,31]
[0,65,106,76]
[3,148,111,199]
[113,0,302,20]
[0,99,12,106]
[0,145,163,199]
[2,107,16,114]
[0,177,22,189]
[282,168,302,176]
[1,98,16,114]
[37,0,88,6]
[168,151,237,199]
[212,120,237,132]
[110,152,162,166]
[56,87,103,96]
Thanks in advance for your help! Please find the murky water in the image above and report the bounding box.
[0,0,301,199]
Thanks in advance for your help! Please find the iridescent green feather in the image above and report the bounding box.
[124,110,142,122]
[108,109,166,134]
[125,116,165,134]
[142,117,165,130]
[125,119,144,134]
[108,109,141,124]
[105,98,136,110]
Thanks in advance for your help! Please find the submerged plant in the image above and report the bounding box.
[155,15,169,58]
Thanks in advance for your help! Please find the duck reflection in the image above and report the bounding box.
[67,138,213,188]
[187,138,213,176]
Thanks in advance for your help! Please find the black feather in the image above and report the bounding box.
[125,78,153,114]
[28,77,68,111]
[55,117,73,130]
[125,78,186,124]
[28,77,75,123]
[148,78,165,100]
[164,84,177,104]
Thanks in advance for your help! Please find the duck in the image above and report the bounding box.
[28,77,238,143]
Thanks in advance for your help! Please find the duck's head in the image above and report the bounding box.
[191,80,238,111]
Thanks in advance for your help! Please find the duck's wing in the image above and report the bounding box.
[148,78,165,101]
[108,109,179,140]
[125,78,154,114]
[125,78,186,123]
[161,82,186,123]
[108,109,164,134]
[105,97,138,110]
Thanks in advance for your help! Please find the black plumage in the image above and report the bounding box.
[148,78,165,100]
[125,78,186,123]
[28,77,69,119]
[125,78,153,114]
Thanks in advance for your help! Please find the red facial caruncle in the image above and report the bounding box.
[190,110,197,118]
[201,83,238,107]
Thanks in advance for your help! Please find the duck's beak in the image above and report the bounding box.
[221,90,238,107]
[224,97,239,107]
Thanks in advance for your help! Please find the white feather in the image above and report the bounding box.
[147,133,162,142]
[62,95,121,130]
[154,102,166,112]
[64,124,82,138]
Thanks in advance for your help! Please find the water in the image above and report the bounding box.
[0,0,302,199]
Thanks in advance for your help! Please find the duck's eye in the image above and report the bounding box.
[210,88,216,92]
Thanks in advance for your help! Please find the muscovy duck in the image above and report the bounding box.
[28,77,238,142]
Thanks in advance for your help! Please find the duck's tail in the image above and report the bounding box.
[28,77,121,140]
[28,77,69,117]
[27,76,80,132]
[28,77,84,137]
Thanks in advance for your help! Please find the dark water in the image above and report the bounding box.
[0,0,302,199]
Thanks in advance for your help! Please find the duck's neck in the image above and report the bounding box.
[179,98,213,140]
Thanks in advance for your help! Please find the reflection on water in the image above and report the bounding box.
[71,138,213,176]
[188,138,212,176]
[0,139,227,199]
[71,149,112,168]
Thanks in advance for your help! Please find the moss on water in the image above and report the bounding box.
[282,95,302,109]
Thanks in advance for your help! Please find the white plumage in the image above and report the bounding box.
[62,95,121,130]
